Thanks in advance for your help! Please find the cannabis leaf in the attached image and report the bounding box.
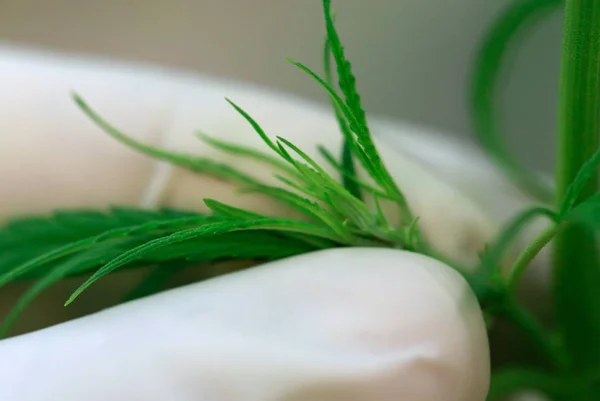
[56,0,427,309]
[0,236,155,338]
[0,207,200,279]
[74,95,264,187]
[121,261,190,303]
[0,207,325,336]
[64,218,345,305]
[2,2,588,399]
[320,0,404,205]
[322,0,367,129]
[1,0,429,336]
[285,0,417,231]
[324,36,361,200]
[197,132,298,178]
[76,88,412,247]
[0,213,219,287]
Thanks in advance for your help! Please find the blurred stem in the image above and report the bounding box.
[469,0,561,203]
[508,223,558,292]
[487,366,589,400]
[553,0,600,379]
[501,297,568,370]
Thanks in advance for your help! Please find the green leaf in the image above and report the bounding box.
[0,207,202,278]
[0,214,219,287]
[319,0,412,214]
[274,174,320,199]
[323,36,362,200]
[271,149,389,246]
[317,146,393,200]
[65,218,346,305]
[197,133,299,178]
[204,197,345,248]
[224,98,282,156]
[287,59,373,169]
[322,0,367,128]
[120,262,193,303]
[559,148,600,217]
[220,99,357,222]
[287,57,414,228]
[566,192,600,227]
[74,94,262,186]
[273,161,369,241]
[469,0,560,203]
[276,136,328,174]
[261,137,401,245]
[120,232,326,302]
[1,227,320,337]
[206,199,335,248]
[203,198,263,220]
[142,231,319,262]
[240,184,345,229]
[372,194,389,230]
[340,140,361,197]
[0,236,154,338]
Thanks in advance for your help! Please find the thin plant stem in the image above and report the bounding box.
[469,0,561,203]
[508,223,559,292]
[554,0,600,374]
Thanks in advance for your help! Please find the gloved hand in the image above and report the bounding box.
[0,44,543,401]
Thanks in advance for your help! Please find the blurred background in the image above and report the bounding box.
[0,0,564,172]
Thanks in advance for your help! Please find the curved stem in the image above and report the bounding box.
[469,0,561,203]
[508,223,559,292]
[486,206,556,264]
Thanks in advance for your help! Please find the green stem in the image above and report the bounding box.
[501,297,568,370]
[554,0,600,374]
[487,366,585,400]
[508,223,559,292]
[469,0,561,203]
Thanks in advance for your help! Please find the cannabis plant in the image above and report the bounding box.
[1,0,600,399]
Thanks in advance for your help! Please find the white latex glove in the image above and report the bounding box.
[0,43,549,401]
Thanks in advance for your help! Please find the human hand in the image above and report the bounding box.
[0,44,544,400]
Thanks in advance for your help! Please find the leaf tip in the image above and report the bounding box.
[286,57,300,66]
[72,92,87,108]
[195,131,211,142]
[64,293,78,307]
